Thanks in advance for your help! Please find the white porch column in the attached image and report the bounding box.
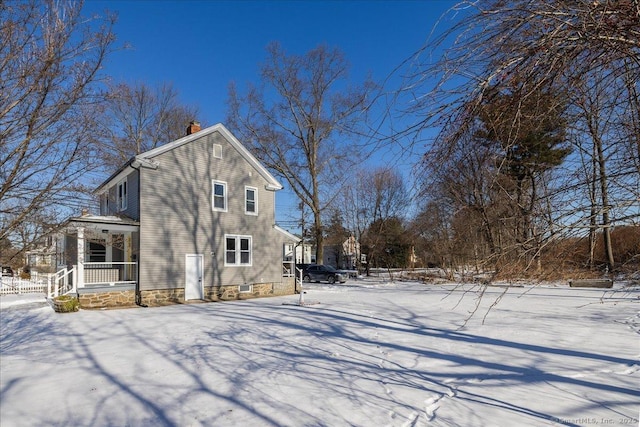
[124,232,131,281]
[125,232,131,261]
[106,241,113,263]
[77,227,85,289]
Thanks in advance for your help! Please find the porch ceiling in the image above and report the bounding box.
[66,215,140,233]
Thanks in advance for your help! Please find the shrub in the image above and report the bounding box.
[53,295,79,313]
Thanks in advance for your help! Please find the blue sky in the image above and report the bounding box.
[83,0,458,228]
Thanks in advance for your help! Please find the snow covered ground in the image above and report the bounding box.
[1,278,638,427]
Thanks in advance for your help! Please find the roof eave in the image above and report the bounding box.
[274,225,300,242]
[94,123,284,193]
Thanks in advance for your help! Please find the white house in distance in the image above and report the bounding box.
[323,235,363,270]
[284,241,316,266]
[284,235,364,271]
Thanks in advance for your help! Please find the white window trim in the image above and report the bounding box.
[245,186,258,215]
[239,284,252,293]
[101,195,109,215]
[212,180,227,212]
[213,143,222,159]
[224,234,252,267]
[117,178,127,211]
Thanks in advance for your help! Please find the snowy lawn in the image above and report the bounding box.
[1,279,638,427]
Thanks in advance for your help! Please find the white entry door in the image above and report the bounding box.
[185,254,204,300]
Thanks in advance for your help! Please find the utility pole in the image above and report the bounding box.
[299,202,305,264]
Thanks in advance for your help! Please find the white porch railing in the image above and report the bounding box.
[48,267,75,298]
[83,262,137,286]
[46,262,138,298]
[282,263,295,277]
[283,263,302,293]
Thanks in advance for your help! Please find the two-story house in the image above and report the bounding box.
[56,122,299,308]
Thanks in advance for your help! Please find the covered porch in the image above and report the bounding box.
[52,215,140,304]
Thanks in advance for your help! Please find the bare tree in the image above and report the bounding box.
[364,167,410,224]
[336,173,370,272]
[400,0,639,274]
[414,121,508,275]
[568,67,640,270]
[338,167,409,273]
[98,82,200,172]
[0,0,115,256]
[227,42,376,264]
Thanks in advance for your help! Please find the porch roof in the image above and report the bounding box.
[274,225,300,242]
[65,215,140,233]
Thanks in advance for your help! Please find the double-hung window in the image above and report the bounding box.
[225,235,252,266]
[245,186,258,215]
[212,180,227,212]
[117,179,127,211]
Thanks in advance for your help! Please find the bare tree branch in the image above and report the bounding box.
[1,0,116,252]
[227,43,377,263]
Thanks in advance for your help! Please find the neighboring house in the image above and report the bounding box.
[57,122,299,308]
[24,235,56,273]
[285,236,365,271]
[323,235,363,270]
[284,241,316,265]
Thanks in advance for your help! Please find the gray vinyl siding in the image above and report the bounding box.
[122,171,140,220]
[100,170,140,221]
[102,186,117,216]
[138,130,283,291]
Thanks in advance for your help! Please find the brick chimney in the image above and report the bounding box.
[186,121,201,135]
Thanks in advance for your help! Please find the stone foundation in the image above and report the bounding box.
[140,288,185,306]
[77,289,136,309]
[216,282,273,300]
[139,281,294,307]
[74,280,296,309]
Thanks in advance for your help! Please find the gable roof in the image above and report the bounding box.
[96,123,283,193]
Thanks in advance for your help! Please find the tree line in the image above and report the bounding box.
[398,0,639,276]
[2,0,638,277]
[229,1,638,276]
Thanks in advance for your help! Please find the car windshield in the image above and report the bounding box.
[323,265,337,272]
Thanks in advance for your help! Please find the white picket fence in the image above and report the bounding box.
[0,275,50,295]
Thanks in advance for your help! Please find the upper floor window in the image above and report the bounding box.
[117,179,127,211]
[213,143,222,159]
[245,186,258,215]
[225,235,252,266]
[212,180,227,212]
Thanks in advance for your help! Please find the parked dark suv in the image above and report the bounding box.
[303,264,346,284]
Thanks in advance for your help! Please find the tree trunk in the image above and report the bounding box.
[315,217,324,265]
[595,133,615,271]
[588,153,598,270]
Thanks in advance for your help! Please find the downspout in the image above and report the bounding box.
[130,160,147,307]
